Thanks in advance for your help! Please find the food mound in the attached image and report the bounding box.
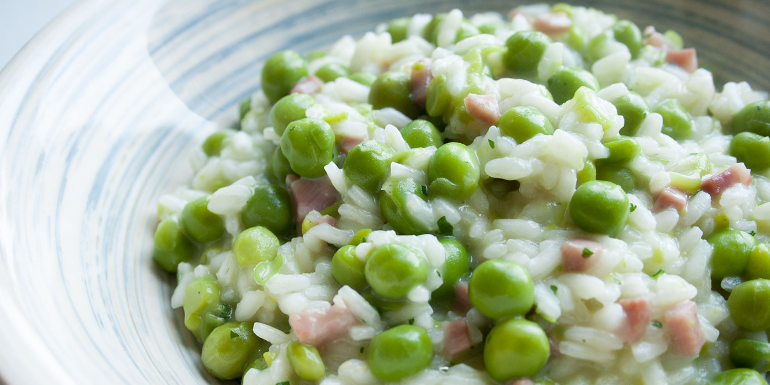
[151,4,770,385]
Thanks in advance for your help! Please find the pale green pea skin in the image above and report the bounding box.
[708,229,756,280]
[569,180,629,236]
[232,226,281,266]
[239,97,251,121]
[577,159,596,186]
[426,74,452,117]
[749,244,770,280]
[365,242,428,299]
[243,355,267,377]
[269,93,318,136]
[183,275,221,338]
[427,142,480,201]
[315,62,349,82]
[656,99,693,140]
[201,130,232,157]
[348,72,377,86]
[433,237,470,298]
[269,146,293,183]
[611,20,643,57]
[201,322,262,380]
[595,164,638,193]
[331,245,367,290]
[497,105,555,143]
[198,304,233,342]
[287,341,326,381]
[367,325,433,382]
[708,369,768,385]
[349,228,372,246]
[731,100,770,137]
[153,216,197,272]
[599,137,641,165]
[400,119,442,148]
[181,196,226,244]
[469,259,534,319]
[546,66,600,105]
[730,132,770,170]
[379,178,431,235]
[729,339,770,372]
[613,92,649,136]
[368,72,422,119]
[504,31,552,72]
[728,279,770,331]
[279,118,337,178]
[261,50,308,104]
[240,184,293,235]
[484,318,550,382]
[386,17,410,43]
[343,140,395,194]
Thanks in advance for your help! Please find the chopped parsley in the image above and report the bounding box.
[651,269,665,279]
[651,320,662,328]
[630,203,637,212]
[550,285,558,294]
[421,185,429,196]
[582,248,594,258]
[488,139,496,149]
[750,231,757,236]
[360,236,367,243]
[230,330,238,339]
[359,346,364,354]
[437,216,454,236]
[408,318,415,325]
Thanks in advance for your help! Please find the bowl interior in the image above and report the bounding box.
[0,0,768,383]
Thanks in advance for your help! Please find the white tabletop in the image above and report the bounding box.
[0,0,76,70]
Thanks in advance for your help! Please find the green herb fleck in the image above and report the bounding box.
[408,318,415,325]
[361,236,367,243]
[276,382,290,385]
[550,285,558,294]
[230,330,238,339]
[630,203,637,212]
[582,248,594,258]
[437,216,454,236]
[421,185,429,196]
[651,320,662,328]
[359,346,364,354]
[437,270,442,277]
[488,139,496,149]
[651,269,665,279]
[750,231,757,236]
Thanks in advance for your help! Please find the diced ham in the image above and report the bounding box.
[560,239,604,272]
[313,214,336,227]
[291,75,323,95]
[286,175,341,223]
[290,303,360,346]
[700,163,752,197]
[532,12,572,36]
[442,318,473,358]
[619,297,652,343]
[507,379,535,385]
[339,136,365,155]
[643,26,669,49]
[653,186,688,212]
[410,59,432,108]
[664,300,705,355]
[454,282,472,313]
[666,48,698,73]
[508,8,534,24]
[464,94,500,125]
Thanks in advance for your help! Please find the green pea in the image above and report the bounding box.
[243,355,267,377]
[749,244,770,280]
[600,137,641,165]
[569,180,629,236]
[365,242,428,299]
[732,101,770,137]
[201,322,262,380]
[708,229,756,280]
[261,50,308,104]
[469,259,534,319]
[269,146,293,184]
[199,304,232,342]
[239,97,252,121]
[595,164,638,193]
[240,184,292,235]
[498,106,555,143]
[547,66,600,105]
[577,159,596,185]
[350,228,372,246]
[367,325,433,382]
[730,132,770,171]
[181,196,225,244]
[401,119,443,148]
[332,245,367,290]
[153,217,197,272]
[655,99,693,140]
[287,341,325,381]
[387,17,410,43]
[728,279,770,331]
[232,226,280,266]
[422,14,445,45]
[315,62,350,83]
[484,318,549,382]
[269,93,318,136]
[434,237,470,298]
[587,30,612,62]
[343,140,395,193]
[362,287,407,313]
[614,92,649,136]
[369,72,421,118]
[280,117,337,178]
[202,131,232,157]
[379,178,431,235]
[456,20,480,42]
[504,31,552,72]
[730,339,770,372]
[348,71,377,86]
[478,22,501,35]
[708,369,768,385]
[426,74,452,117]
[427,142,480,201]
[183,276,221,337]
[611,20,643,57]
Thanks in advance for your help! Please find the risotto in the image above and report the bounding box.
[152,4,770,385]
